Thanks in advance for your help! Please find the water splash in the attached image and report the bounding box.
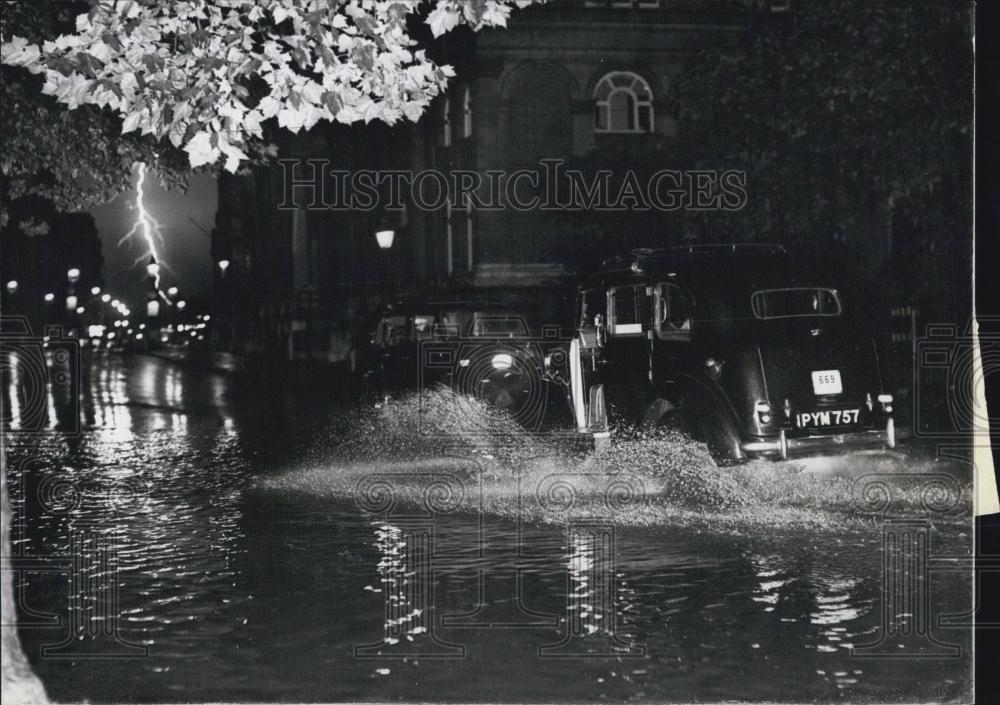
[258,388,973,532]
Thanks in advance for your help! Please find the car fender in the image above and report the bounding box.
[675,372,746,463]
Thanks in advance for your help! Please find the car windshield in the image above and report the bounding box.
[751,288,842,319]
[470,315,528,337]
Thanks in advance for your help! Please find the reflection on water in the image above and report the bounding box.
[356,521,462,662]
[2,354,974,703]
[541,524,643,658]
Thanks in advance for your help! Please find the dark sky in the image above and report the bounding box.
[90,173,217,310]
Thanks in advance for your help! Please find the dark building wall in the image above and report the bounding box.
[211,0,786,349]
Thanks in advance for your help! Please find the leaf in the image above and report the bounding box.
[427,6,461,38]
[183,131,218,168]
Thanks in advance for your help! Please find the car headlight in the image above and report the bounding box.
[491,353,513,370]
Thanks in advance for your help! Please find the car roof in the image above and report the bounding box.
[380,298,519,316]
[580,245,842,293]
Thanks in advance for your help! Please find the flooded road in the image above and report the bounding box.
[3,352,974,702]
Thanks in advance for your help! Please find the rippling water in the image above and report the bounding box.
[3,353,974,702]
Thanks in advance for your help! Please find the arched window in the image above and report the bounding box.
[593,71,654,133]
[461,85,472,138]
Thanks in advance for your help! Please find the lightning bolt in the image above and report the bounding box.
[118,162,169,297]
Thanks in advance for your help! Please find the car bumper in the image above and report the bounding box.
[741,419,895,460]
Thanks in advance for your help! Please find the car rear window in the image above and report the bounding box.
[751,288,842,319]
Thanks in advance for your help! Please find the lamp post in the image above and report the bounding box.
[4,280,18,316]
[146,257,160,349]
[375,226,395,304]
[43,292,54,324]
[65,267,81,333]
[215,258,231,352]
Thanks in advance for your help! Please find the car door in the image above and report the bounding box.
[599,282,654,420]
[651,281,695,400]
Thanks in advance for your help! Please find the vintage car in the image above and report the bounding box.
[566,244,896,462]
[361,297,555,428]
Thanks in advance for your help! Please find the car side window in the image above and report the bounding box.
[607,284,651,337]
[655,283,693,341]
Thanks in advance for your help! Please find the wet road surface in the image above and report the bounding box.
[2,352,975,702]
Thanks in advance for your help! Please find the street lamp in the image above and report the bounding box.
[167,286,178,297]
[217,258,230,275]
[375,224,396,304]
[90,286,101,296]
[6,280,18,295]
[101,293,111,303]
[76,306,85,314]
[66,294,78,311]
[176,300,187,311]
[375,228,395,249]
[44,292,55,303]
[67,268,80,283]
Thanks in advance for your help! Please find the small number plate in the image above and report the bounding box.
[795,408,859,428]
[811,370,842,395]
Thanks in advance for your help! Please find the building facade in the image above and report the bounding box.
[211,0,788,359]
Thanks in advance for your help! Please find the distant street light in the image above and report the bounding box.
[90,286,101,296]
[146,257,160,278]
[167,286,179,297]
[76,306,85,314]
[6,280,18,294]
[111,299,120,308]
[66,294,78,311]
[217,258,230,274]
[101,293,111,303]
[176,300,187,311]
[67,268,80,283]
[44,292,55,303]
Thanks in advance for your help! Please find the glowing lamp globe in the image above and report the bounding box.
[375,229,395,250]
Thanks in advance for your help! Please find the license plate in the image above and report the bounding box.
[795,408,860,428]
[811,369,842,395]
